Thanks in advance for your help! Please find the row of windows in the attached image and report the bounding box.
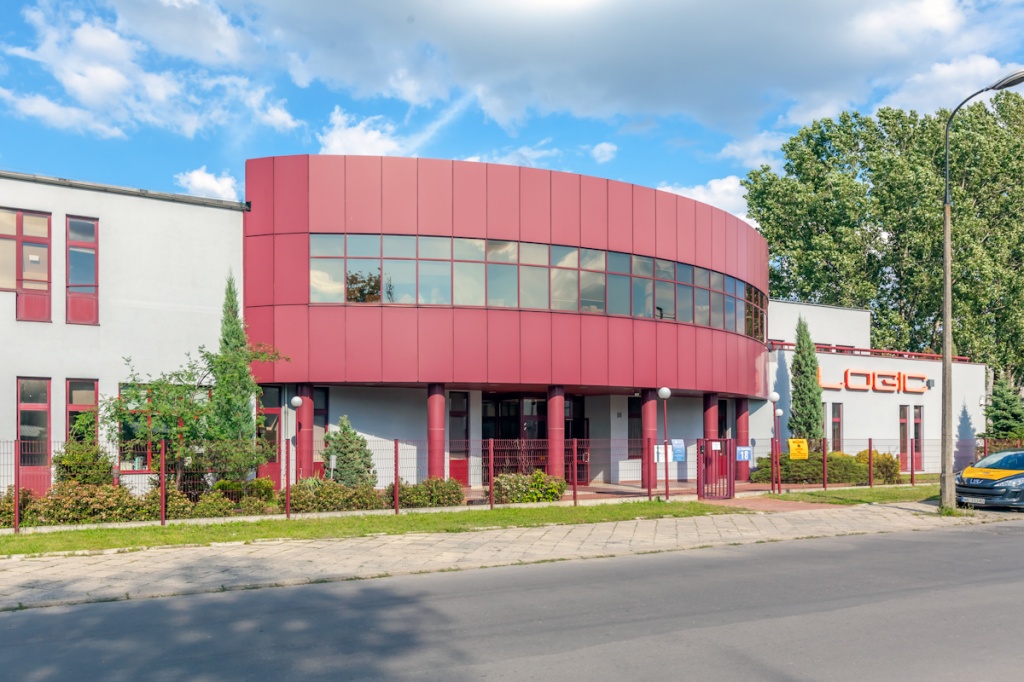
[1,208,99,324]
[310,235,767,341]
[16,378,98,466]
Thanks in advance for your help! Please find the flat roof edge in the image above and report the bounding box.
[0,169,248,212]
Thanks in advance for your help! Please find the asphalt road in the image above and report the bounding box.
[3,519,1023,681]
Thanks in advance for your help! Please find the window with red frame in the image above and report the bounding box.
[0,207,51,322]
[831,403,843,453]
[67,379,98,441]
[18,378,50,466]
[67,217,98,324]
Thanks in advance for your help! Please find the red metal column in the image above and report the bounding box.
[703,393,719,439]
[547,386,565,479]
[735,398,749,446]
[427,383,446,479]
[641,389,657,488]
[296,384,314,480]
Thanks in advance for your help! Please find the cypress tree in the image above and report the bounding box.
[789,316,823,441]
[209,273,257,440]
[323,416,377,487]
[985,374,1024,438]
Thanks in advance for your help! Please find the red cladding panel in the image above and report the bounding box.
[552,171,581,247]
[726,333,740,394]
[382,157,417,235]
[244,235,274,307]
[345,307,383,382]
[453,309,488,382]
[382,307,419,381]
[656,323,677,390]
[712,209,727,272]
[695,327,713,390]
[725,215,739,277]
[677,325,696,390]
[245,157,274,236]
[308,306,345,382]
[273,234,309,305]
[246,305,274,383]
[308,155,345,232]
[346,156,382,232]
[632,186,656,257]
[579,175,607,250]
[417,307,454,381]
[633,320,657,388]
[607,181,632,254]
[67,296,98,325]
[736,224,749,286]
[273,155,309,234]
[694,202,713,269]
[580,315,609,386]
[551,313,582,385]
[487,164,520,241]
[487,310,521,384]
[418,159,453,236]
[712,331,727,390]
[453,161,486,238]
[520,168,550,244]
[274,305,309,382]
[677,196,696,264]
[655,190,676,262]
[607,316,634,389]
[520,311,552,385]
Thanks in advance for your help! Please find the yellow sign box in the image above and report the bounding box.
[788,439,809,460]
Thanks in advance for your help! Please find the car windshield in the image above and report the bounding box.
[972,451,1024,470]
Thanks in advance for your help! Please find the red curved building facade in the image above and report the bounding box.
[244,155,769,484]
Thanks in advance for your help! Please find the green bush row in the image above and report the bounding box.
[750,450,902,485]
[489,470,567,504]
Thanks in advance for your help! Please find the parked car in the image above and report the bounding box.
[956,450,1024,509]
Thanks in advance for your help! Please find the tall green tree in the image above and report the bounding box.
[743,92,1024,381]
[789,317,823,441]
[985,374,1024,438]
[208,273,257,441]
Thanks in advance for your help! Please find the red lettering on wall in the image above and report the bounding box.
[844,369,872,391]
[902,373,928,394]
[818,367,844,390]
[873,372,899,392]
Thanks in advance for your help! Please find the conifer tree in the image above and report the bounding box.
[208,273,257,441]
[323,416,377,487]
[789,316,823,441]
[985,374,1024,438]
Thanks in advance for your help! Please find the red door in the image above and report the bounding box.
[255,392,283,489]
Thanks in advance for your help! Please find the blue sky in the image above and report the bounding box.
[1,0,1023,220]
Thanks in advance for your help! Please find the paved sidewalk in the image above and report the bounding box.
[0,501,1010,611]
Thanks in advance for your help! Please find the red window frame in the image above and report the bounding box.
[1,207,52,322]
[17,377,51,467]
[66,216,99,325]
[831,403,843,452]
[67,378,99,440]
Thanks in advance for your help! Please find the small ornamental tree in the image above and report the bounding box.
[323,416,377,487]
[985,374,1024,438]
[208,273,257,442]
[789,316,823,441]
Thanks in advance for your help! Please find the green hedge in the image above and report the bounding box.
[750,452,869,485]
[282,478,387,513]
[489,470,567,504]
[383,477,465,508]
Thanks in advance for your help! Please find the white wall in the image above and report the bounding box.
[0,175,243,442]
[768,300,871,348]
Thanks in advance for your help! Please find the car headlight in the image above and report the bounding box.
[955,472,964,484]
[998,476,1024,489]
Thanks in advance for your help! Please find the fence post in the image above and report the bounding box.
[488,438,495,510]
[770,436,778,494]
[868,438,874,488]
[159,440,167,527]
[664,436,670,502]
[572,438,579,507]
[910,439,916,487]
[13,441,20,535]
[284,440,291,520]
[822,437,828,491]
[696,440,704,501]
[646,438,653,501]
[393,439,400,515]
[112,458,120,488]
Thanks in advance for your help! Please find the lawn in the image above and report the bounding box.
[0,500,737,557]
[770,484,940,505]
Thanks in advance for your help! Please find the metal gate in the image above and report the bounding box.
[697,438,735,500]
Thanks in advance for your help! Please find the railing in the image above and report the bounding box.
[767,340,972,363]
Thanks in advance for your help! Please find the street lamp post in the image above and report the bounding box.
[658,387,671,500]
[942,68,1024,509]
[768,392,780,494]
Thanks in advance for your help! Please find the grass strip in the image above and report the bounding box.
[0,500,736,557]
[769,484,940,506]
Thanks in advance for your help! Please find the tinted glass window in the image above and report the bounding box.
[519,265,549,309]
[607,274,631,315]
[487,263,517,306]
[655,259,674,280]
[694,287,710,325]
[453,262,485,305]
[711,292,725,328]
[632,278,653,318]
[676,284,694,323]
[383,235,416,258]
[347,234,380,257]
[580,248,605,271]
[580,271,606,313]
[310,258,346,302]
[631,255,653,277]
[346,259,381,302]
[487,240,518,263]
[454,238,486,260]
[520,242,549,266]
[608,251,631,274]
[382,259,417,303]
[550,269,579,311]
[418,261,451,304]
[655,280,675,320]
[310,235,345,257]
[551,245,579,268]
[419,236,451,259]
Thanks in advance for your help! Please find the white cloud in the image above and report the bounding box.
[174,165,239,201]
[878,55,1022,114]
[317,95,471,156]
[590,142,617,164]
[0,87,125,138]
[718,132,787,170]
[466,139,561,167]
[658,175,752,225]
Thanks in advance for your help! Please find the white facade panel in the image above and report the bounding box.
[768,300,871,348]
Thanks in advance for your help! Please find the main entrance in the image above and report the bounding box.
[480,394,588,482]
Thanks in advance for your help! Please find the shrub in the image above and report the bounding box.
[0,487,39,528]
[238,495,269,515]
[313,479,353,511]
[213,477,275,502]
[35,481,144,525]
[281,477,320,513]
[191,490,235,518]
[384,477,465,508]
[854,450,903,484]
[344,483,387,511]
[322,416,377,487]
[750,452,868,485]
[140,487,194,520]
[52,440,114,486]
[490,470,567,504]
